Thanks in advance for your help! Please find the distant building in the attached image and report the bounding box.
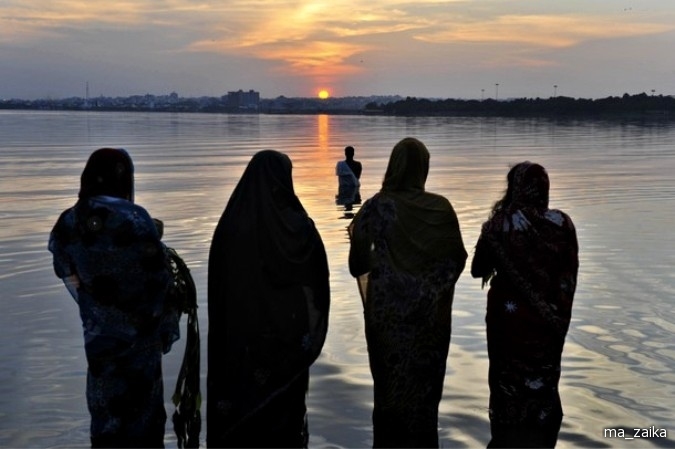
[226,89,260,111]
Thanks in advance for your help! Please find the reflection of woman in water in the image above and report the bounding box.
[49,148,179,448]
[207,150,330,448]
[348,137,467,448]
[471,162,578,448]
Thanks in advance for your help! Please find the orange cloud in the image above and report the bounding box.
[263,41,369,77]
[184,2,391,79]
[190,38,369,78]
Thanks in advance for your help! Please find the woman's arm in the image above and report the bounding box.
[63,274,81,301]
[348,208,372,306]
[49,210,81,301]
[470,232,495,288]
[348,216,371,278]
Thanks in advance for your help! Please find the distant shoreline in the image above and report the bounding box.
[2,92,674,119]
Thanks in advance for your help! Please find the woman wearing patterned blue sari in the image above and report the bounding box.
[49,148,179,448]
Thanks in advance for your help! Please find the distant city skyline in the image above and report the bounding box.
[2,1,675,101]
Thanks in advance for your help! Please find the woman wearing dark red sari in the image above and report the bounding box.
[471,162,579,448]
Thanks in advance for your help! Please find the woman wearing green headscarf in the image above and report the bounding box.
[349,137,467,448]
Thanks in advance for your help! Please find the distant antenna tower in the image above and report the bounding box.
[85,81,90,108]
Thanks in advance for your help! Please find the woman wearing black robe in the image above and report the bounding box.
[206,150,330,448]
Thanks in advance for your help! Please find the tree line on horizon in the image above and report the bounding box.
[367,92,675,118]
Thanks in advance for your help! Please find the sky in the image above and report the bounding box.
[2,0,675,101]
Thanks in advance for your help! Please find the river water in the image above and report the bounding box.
[1,110,674,448]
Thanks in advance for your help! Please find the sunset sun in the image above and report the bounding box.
[318,89,330,99]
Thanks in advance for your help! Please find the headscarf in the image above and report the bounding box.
[79,148,135,202]
[211,150,321,283]
[510,161,549,210]
[350,137,466,277]
[207,150,329,440]
[475,161,578,334]
[382,137,429,192]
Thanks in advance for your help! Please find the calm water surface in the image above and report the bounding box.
[1,111,674,448]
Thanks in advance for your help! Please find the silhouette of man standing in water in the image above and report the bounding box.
[336,145,362,211]
[343,145,362,180]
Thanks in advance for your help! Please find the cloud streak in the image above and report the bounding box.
[416,14,674,48]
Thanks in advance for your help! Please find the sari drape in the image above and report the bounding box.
[49,148,177,448]
[349,138,467,448]
[471,162,579,448]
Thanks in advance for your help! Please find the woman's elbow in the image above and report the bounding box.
[348,259,369,278]
[470,258,491,278]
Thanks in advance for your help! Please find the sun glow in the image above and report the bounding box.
[318,89,330,99]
